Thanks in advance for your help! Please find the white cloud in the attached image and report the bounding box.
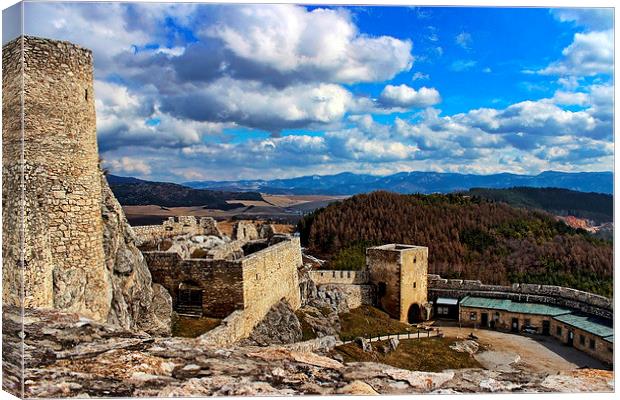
[202,4,413,84]
[550,8,613,30]
[538,29,613,76]
[450,59,477,71]
[378,84,441,108]
[106,157,152,176]
[412,72,430,81]
[455,32,472,49]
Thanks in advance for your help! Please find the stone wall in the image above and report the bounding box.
[428,275,613,319]
[145,236,303,346]
[144,252,244,318]
[133,216,222,246]
[3,36,109,320]
[2,36,171,333]
[308,270,369,285]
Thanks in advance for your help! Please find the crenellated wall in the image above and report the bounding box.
[308,270,369,285]
[428,275,613,319]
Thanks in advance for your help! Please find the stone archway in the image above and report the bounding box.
[407,303,422,323]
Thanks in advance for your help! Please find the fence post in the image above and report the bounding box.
[427,330,430,338]
[418,330,420,339]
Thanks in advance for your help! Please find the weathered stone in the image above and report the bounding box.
[239,300,302,346]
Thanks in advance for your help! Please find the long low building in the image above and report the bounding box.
[459,296,613,365]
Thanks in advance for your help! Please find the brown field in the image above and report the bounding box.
[123,194,346,226]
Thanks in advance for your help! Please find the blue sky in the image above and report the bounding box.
[20,3,614,182]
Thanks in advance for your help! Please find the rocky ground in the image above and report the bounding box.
[2,307,613,397]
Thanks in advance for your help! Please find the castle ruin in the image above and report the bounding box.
[2,36,171,333]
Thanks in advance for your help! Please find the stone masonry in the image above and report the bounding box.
[2,36,171,330]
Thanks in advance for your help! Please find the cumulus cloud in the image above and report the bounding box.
[537,29,613,76]
[378,84,441,108]
[106,157,152,176]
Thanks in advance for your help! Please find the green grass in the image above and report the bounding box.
[335,337,482,372]
[339,305,417,341]
[171,316,221,338]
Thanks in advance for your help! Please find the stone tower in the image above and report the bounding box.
[366,244,429,323]
[2,36,111,321]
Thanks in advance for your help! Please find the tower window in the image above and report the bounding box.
[85,88,89,101]
[413,281,417,289]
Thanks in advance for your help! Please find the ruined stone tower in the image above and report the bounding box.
[366,244,429,323]
[2,36,110,321]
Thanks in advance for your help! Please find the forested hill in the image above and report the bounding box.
[298,191,612,296]
[106,174,263,208]
[463,187,613,223]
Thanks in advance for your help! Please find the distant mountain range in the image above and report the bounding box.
[184,170,613,195]
[106,174,263,208]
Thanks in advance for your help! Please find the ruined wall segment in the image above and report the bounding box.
[2,36,110,320]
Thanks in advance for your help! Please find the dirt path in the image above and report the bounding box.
[439,326,608,373]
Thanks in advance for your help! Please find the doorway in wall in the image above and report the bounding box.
[511,318,519,332]
[408,303,422,323]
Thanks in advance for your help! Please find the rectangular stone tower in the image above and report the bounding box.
[366,244,429,323]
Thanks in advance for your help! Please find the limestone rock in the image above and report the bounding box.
[101,173,172,335]
[239,300,302,346]
[4,307,615,398]
[450,340,479,355]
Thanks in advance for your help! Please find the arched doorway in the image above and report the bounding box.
[177,281,204,316]
[408,303,422,323]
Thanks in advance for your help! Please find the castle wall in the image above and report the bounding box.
[2,36,110,321]
[143,236,302,345]
[308,270,369,285]
[144,252,244,318]
[428,275,613,319]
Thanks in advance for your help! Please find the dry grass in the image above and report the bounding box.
[171,316,221,338]
[335,337,482,372]
[339,305,417,341]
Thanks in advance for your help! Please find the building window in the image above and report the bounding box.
[589,339,596,350]
[438,306,449,315]
[469,312,477,321]
[556,326,562,336]
[414,257,417,263]
[413,282,417,289]
[579,335,586,346]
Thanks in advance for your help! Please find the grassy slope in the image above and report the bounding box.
[335,337,482,372]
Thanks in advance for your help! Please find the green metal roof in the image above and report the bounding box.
[603,335,613,344]
[553,313,614,339]
[459,296,571,316]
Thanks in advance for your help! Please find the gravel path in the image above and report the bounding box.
[439,326,608,373]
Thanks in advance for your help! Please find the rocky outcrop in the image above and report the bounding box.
[101,174,172,335]
[3,307,614,398]
[240,300,303,346]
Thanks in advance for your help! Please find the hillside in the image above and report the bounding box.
[184,170,613,195]
[106,174,263,208]
[464,187,613,223]
[298,191,612,296]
